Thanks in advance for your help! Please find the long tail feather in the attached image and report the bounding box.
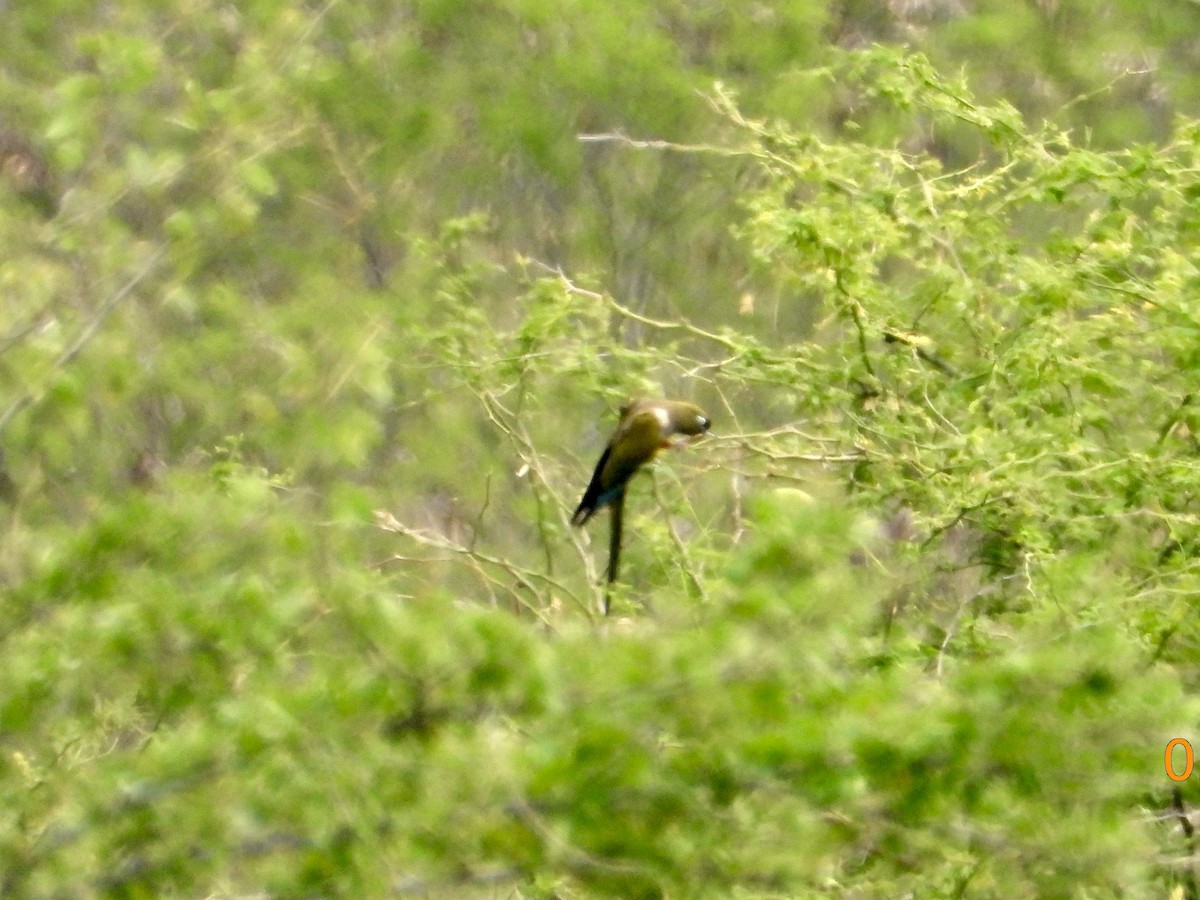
[602,490,625,615]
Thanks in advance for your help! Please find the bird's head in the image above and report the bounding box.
[618,399,711,451]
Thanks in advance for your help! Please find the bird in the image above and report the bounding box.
[571,399,711,613]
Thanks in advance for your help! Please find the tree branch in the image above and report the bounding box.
[0,243,166,436]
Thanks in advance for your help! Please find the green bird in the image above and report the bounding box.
[572,399,711,613]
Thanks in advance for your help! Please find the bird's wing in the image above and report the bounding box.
[571,443,615,526]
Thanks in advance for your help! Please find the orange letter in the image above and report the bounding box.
[1166,738,1194,782]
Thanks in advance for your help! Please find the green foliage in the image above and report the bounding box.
[727,48,1200,671]
[1,490,1188,896]
[0,3,1199,897]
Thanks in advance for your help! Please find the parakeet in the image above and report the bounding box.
[572,399,711,612]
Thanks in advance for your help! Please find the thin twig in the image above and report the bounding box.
[577,131,747,159]
[834,269,875,380]
[0,244,166,436]
[530,260,742,352]
[374,510,587,618]
[1173,785,1200,900]
[0,308,53,357]
[651,472,709,604]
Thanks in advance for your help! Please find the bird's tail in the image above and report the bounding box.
[602,491,625,615]
[572,479,622,527]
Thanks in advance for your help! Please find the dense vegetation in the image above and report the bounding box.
[3,1,1200,896]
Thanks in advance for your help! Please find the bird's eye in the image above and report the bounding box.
[698,416,711,431]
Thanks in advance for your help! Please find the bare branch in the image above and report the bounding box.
[374,510,588,620]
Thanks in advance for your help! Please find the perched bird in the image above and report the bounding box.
[572,399,711,613]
